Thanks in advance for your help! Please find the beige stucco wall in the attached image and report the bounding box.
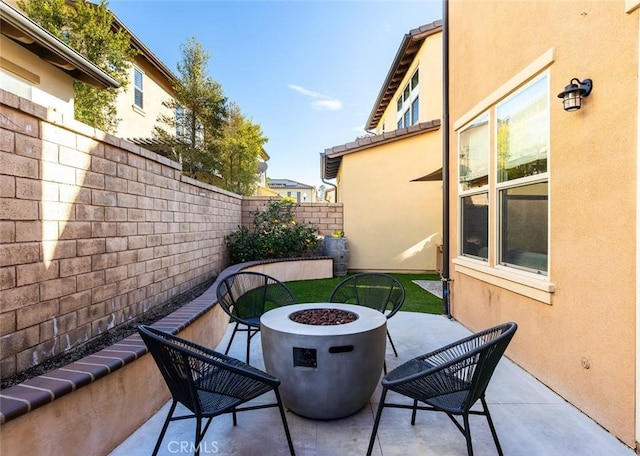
[448,0,637,447]
[114,55,175,139]
[0,304,227,456]
[339,131,442,273]
[0,35,75,121]
[375,30,442,135]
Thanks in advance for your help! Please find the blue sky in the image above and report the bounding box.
[108,0,443,189]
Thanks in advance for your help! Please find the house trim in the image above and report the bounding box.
[453,258,555,304]
[453,48,555,131]
[0,57,39,84]
[635,3,640,447]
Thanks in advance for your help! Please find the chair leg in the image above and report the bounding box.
[194,416,202,456]
[274,389,296,456]
[366,388,388,456]
[463,413,474,456]
[246,327,251,364]
[152,400,177,456]
[411,398,418,425]
[225,322,240,355]
[386,329,398,357]
[481,396,504,456]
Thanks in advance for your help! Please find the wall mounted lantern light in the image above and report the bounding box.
[557,78,593,112]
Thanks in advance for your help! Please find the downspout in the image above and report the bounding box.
[322,178,337,202]
[441,0,452,318]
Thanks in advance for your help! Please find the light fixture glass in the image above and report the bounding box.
[557,78,593,112]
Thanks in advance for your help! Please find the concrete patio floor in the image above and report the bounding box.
[110,312,634,456]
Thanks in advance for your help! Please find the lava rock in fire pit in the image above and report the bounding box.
[289,308,358,325]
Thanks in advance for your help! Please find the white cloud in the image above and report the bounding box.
[312,99,343,111]
[288,84,343,111]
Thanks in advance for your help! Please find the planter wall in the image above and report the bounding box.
[0,257,333,455]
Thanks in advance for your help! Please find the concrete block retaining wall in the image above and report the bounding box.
[0,90,343,381]
[0,257,332,455]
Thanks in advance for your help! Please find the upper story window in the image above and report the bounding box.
[134,68,144,109]
[396,68,419,129]
[176,105,186,139]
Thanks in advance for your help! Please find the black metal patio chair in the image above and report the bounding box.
[138,325,296,456]
[329,273,405,358]
[216,271,296,364]
[366,321,517,456]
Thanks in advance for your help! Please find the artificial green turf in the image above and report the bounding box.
[284,272,443,315]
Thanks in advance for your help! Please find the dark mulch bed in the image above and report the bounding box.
[1,277,216,390]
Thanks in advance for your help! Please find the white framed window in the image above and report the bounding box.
[134,67,144,109]
[458,113,490,260]
[176,105,186,139]
[496,74,549,274]
[457,73,550,275]
[396,68,419,129]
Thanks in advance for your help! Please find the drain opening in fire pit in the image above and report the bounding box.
[289,308,358,325]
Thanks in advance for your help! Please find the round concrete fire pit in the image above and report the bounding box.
[261,303,386,420]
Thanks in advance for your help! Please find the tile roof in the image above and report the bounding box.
[268,178,315,189]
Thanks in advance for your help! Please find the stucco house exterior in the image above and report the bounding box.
[0,0,120,121]
[321,21,443,273]
[1,0,178,147]
[110,12,177,145]
[446,0,639,449]
[268,178,317,203]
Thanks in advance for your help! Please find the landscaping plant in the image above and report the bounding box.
[225,198,320,263]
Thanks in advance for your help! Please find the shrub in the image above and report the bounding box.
[226,198,320,263]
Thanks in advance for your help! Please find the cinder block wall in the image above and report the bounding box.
[0,91,242,379]
[241,196,343,236]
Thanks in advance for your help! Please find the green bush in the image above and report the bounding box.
[225,198,320,263]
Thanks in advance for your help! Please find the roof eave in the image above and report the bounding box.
[0,2,120,89]
[110,13,177,84]
[365,20,443,131]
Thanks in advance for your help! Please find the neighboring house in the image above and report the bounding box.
[256,148,279,196]
[0,0,120,120]
[0,0,177,147]
[447,0,638,450]
[321,21,443,273]
[110,12,177,145]
[268,178,317,203]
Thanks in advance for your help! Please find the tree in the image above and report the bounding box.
[153,36,227,181]
[18,0,135,132]
[216,102,268,195]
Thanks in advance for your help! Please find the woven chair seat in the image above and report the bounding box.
[216,271,296,364]
[367,322,517,456]
[138,325,296,456]
[329,273,405,366]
